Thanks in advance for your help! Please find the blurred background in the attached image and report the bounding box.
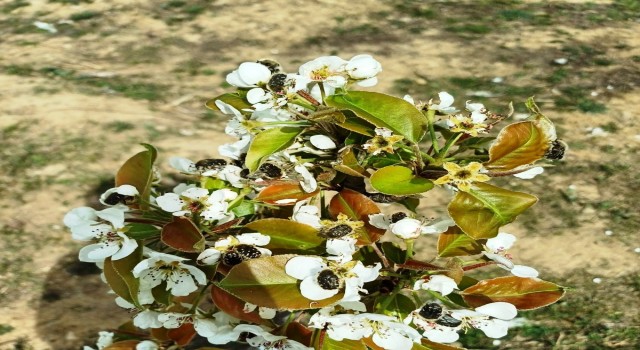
[0,0,639,349]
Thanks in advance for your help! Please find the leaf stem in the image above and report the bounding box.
[438,133,463,160]
[405,239,415,259]
[426,109,440,154]
[371,243,391,270]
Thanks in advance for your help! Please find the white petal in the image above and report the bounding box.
[79,243,117,262]
[390,218,422,239]
[513,166,544,179]
[237,232,270,246]
[63,207,98,228]
[285,256,326,279]
[438,91,454,107]
[351,262,381,283]
[167,271,198,296]
[476,302,518,320]
[197,248,222,265]
[258,307,277,319]
[423,326,460,343]
[486,232,517,252]
[96,207,126,228]
[135,340,158,350]
[421,218,455,234]
[418,275,458,296]
[476,319,510,338]
[156,193,185,213]
[182,187,209,200]
[368,213,390,229]
[112,234,138,260]
[238,62,272,86]
[169,157,196,173]
[511,265,539,278]
[300,275,339,300]
[183,264,208,285]
[326,238,357,259]
[246,88,269,104]
[194,318,219,338]
[133,310,163,329]
[403,94,415,105]
[356,77,378,87]
[310,135,337,149]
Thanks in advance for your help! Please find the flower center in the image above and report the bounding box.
[317,269,341,290]
[323,224,353,238]
[455,170,472,180]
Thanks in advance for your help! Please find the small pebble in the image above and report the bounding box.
[590,91,599,97]
[604,230,613,236]
[491,77,504,83]
[634,248,640,253]
[593,277,602,284]
[492,340,502,346]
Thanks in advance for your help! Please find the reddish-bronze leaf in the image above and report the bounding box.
[437,226,484,257]
[211,285,269,325]
[328,188,385,244]
[286,322,313,347]
[255,181,319,205]
[461,276,565,310]
[115,144,157,210]
[167,323,196,346]
[161,217,205,253]
[104,340,139,350]
[485,120,551,171]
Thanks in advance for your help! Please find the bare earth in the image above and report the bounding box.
[0,0,639,349]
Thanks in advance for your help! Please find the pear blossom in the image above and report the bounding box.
[363,128,404,155]
[99,184,138,207]
[226,62,272,88]
[156,187,238,223]
[197,232,271,266]
[403,303,462,343]
[345,54,382,87]
[433,162,490,192]
[132,251,207,296]
[299,56,348,87]
[319,213,364,262]
[133,310,163,329]
[233,324,313,350]
[285,256,380,302]
[219,135,251,160]
[466,101,488,122]
[157,311,243,345]
[83,331,114,350]
[414,275,459,296]
[135,341,158,350]
[369,213,454,240]
[450,302,518,339]
[310,312,420,350]
[291,201,322,228]
[484,232,539,278]
[429,91,457,114]
[64,207,138,262]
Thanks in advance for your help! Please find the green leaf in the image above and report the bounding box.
[245,127,301,172]
[334,146,366,177]
[325,91,428,142]
[103,244,143,307]
[381,242,407,264]
[125,223,160,240]
[115,144,157,210]
[206,92,251,112]
[370,166,434,195]
[414,340,466,350]
[376,293,416,320]
[328,189,385,244]
[462,276,566,310]
[161,217,205,253]
[448,183,537,239]
[230,200,255,217]
[218,255,343,310]
[437,226,484,257]
[335,111,375,136]
[244,218,324,250]
[317,334,367,350]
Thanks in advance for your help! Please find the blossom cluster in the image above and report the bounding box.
[68,54,565,350]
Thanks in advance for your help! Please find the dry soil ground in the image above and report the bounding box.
[0,0,639,349]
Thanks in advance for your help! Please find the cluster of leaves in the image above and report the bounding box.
[72,55,567,350]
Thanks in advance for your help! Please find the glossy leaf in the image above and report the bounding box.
[328,188,385,244]
[336,111,375,136]
[414,340,466,350]
[437,226,484,257]
[316,333,367,350]
[370,166,434,195]
[377,293,416,320]
[230,200,255,217]
[397,259,445,272]
[211,285,268,325]
[103,245,143,307]
[325,91,428,142]
[334,147,366,177]
[381,242,406,264]
[286,322,313,347]
[125,223,160,240]
[104,341,139,350]
[255,182,319,205]
[206,92,251,112]
[448,182,537,239]
[245,127,301,172]
[218,255,343,310]
[115,144,157,210]
[461,276,565,310]
[161,217,205,253]
[485,120,551,171]
[245,218,324,250]
[167,323,196,346]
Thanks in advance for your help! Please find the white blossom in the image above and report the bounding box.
[414,275,458,296]
[291,202,322,228]
[345,54,382,87]
[309,134,337,150]
[484,232,539,278]
[429,91,457,114]
[99,184,139,207]
[513,166,544,179]
[83,331,114,350]
[132,251,207,296]
[156,187,238,223]
[226,62,272,88]
[197,232,271,265]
